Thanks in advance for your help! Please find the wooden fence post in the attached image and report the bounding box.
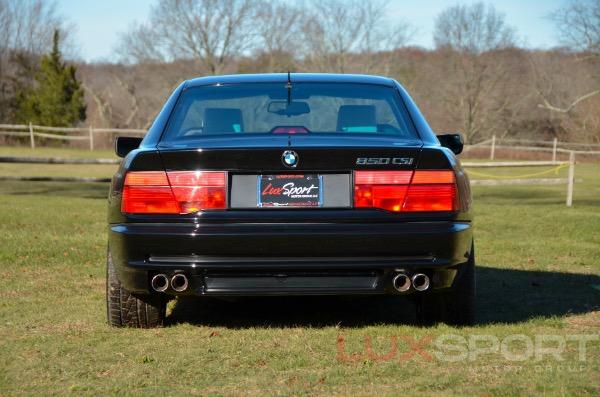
[490,135,496,160]
[566,151,575,207]
[552,137,557,162]
[89,126,94,151]
[29,122,35,149]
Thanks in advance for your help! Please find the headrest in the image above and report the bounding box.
[203,108,243,134]
[336,105,377,133]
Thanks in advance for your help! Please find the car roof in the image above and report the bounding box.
[185,73,396,87]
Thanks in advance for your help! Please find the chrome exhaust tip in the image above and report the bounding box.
[392,273,411,293]
[151,274,169,292]
[171,274,189,292]
[412,273,430,291]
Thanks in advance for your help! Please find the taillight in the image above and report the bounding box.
[354,171,412,212]
[122,171,227,214]
[354,171,412,185]
[354,170,457,212]
[167,171,227,212]
[403,171,457,212]
[122,171,179,214]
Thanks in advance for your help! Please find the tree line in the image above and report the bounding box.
[1,0,599,145]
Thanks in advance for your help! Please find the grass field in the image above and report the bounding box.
[0,146,117,159]
[0,148,599,396]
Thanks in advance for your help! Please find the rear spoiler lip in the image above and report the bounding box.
[156,136,423,150]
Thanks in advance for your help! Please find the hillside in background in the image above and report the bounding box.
[77,47,599,146]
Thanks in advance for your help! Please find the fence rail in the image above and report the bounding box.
[462,161,564,167]
[0,123,146,150]
[463,153,576,207]
[0,175,111,183]
[0,156,119,164]
[464,135,600,161]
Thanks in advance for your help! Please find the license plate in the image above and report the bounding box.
[258,174,322,207]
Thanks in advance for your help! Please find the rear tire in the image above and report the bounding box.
[416,242,475,326]
[106,250,165,328]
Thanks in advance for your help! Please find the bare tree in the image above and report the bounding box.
[79,60,201,130]
[81,82,111,127]
[433,2,515,54]
[358,0,414,74]
[301,0,412,73]
[529,50,598,141]
[301,0,365,72]
[536,0,600,115]
[117,0,258,74]
[0,0,66,56]
[433,2,516,142]
[116,22,166,64]
[531,1,600,142]
[0,0,69,122]
[551,0,600,54]
[254,0,304,72]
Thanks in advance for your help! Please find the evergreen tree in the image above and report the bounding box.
[16,30,86,127]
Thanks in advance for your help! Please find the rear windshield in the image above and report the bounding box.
[161,83,418,142]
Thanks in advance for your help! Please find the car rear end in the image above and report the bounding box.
[107,74,474,327]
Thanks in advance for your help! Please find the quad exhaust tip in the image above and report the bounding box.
[151,274,169,292]
[171,274,189,292]
[392,273,411,293]
[412,273,430,291]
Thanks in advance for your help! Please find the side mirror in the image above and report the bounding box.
[437,133,464,155]
[115,137,143,158]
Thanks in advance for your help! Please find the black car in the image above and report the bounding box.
[107,73,474,328]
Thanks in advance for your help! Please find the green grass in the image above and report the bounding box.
[0,151,598,395]
[0,146,117,159]
[0,146,118,179]
[0,163,117,178]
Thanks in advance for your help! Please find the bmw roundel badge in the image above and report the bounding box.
[282,150,299,168]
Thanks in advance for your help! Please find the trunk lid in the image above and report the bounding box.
[157,135,422,172]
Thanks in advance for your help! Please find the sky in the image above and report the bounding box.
[56,0,566,62]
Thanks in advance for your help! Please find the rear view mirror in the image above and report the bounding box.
[115,136,143,158]
[437,133,464,155]
[267,101,310,116]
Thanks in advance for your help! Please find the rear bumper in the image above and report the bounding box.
[109,221,473,296]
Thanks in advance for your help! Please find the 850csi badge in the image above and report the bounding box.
[356,157,414,165]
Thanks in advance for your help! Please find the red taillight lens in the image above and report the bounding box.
[353,170,457,212]
[354,171,412,212]
[410,170,455,184]
[122,171,179,214]
[167,171,227,187]
[355,185,409,212]
[403,170,457,212]
[124,171,170,186]
[121,171,227,214]
[403,184,456,212]
[122,186,180,214]
[167,171,227,212]
[354,171,412,185]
